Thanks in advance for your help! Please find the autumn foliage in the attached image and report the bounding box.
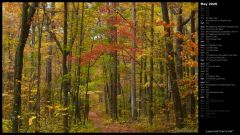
[2,2,198,133]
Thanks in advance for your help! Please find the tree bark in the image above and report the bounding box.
[75,2,84,124]
[83,42,94,124]
[139,54,143,117]
[103,60,110,114]
[35,4,45,132]
[161,2,183,128]
[107,2,118,120]
[63,2,69,133]
[148,3,154,125]
[111,2,118,121]
[191,10,196,76]
[12,2,38,133]
[175,4,183,79]
[139,3,147,117]
[143,4,148,115]
[131,2,137,120]
[29,23,35,112]
[190,9,196,119]
[45,2,55,116]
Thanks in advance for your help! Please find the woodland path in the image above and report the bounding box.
[88,110,142,133]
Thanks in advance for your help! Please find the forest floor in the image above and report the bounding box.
[88,110,142,133]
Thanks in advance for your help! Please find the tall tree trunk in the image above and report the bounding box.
[6,30,13,93]
[112,2,118,121]
[35,4,45,132]
[139,3,147,117]
[83,42,93,124]
[139,55,143,117]
[190,9,196,119]
[103,59,110,114]
[143,50,148,116]
[148,3,154,125]
[161,2,183,128]
[131,2,137,120]
[176,4,183,79]
[29,23,35,112]
[63,2,69,133]
[107,2,118,120]
[191,10,196,76]
[12,2,38,133]
[143,4,148,115]
[45,2,55,116]
[68,4,79,115]
[75,2,84,124]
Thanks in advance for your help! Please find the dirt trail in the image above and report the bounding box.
[88,111,141,133]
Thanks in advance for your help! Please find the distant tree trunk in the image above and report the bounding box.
[143,4,148,115]
[182,26,190,77]
[117,70,122,116]
[12,2,38,133]
[75,2,84,124]
[176,4,183,80]
[112,2,118,121]
[29,23,35,112]
[159,34,164,90]
[45,2,55,116]
[103,60,110,114]
[35,4,45,132]
[131,2,137,120]
[108,70,113,116]
[68,4,79,115]
[68,51,72,101]
[164,69,171,122]
[139,3,147,117]
[6,30,13,93]
[161,2,183,128]
[190,9,196,119]
[191,10,196,76]
[117,68,122,93]
[148,3,154,125]
[84,66,90,124]
[143,52,148,116]
[63,2,69,133]
[83,43,93,124]
[68,8,74,127]
[107,2,118,120]
[139,55,143,117]
[190,92,196,119]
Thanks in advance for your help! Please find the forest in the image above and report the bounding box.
[2,2,198,133]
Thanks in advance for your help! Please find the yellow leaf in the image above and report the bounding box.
[2,93,9,97]
[55,113,60,117]
[143,82,150,88]
[54,105,60,109]
[159,83,165,88]
[136,54,143,60]
[61,107,69,111]
[29,116,36,126]
[168,55,173,60]
[95,91,103,93]
[87,91,94,95]
[46,105,53,110]
[28,100,34,103]
[16,79,21,84]
[62,113,68,116]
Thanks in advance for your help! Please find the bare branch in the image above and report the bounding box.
[47,30,63,53]
[27,3,38,24]
[182,10,196,26]
[45,13,63,53]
